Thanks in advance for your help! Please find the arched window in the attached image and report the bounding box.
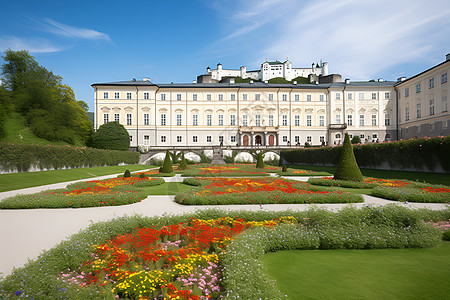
[335,133,341,139]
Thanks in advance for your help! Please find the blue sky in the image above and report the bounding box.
[1,0,450,112]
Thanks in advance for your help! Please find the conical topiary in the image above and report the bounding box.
[255,152,265,168]
[124,169,131,177]
[334,133,363,182]
[160,150,173,173]
[179,151,188,170]
[281,165,288,172]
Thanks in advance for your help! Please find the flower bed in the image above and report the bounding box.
[180,164,279,177]
[277,168,331,176]
[176,177,363,205]
[0,177,164,209]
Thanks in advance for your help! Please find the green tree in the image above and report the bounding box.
[92,121,130,150]
[351,135,361,144]
[255,152,265,168]
[160,149,173,173]
[334,133,364,182]
[0,86,12,139]
[179,151,188,170]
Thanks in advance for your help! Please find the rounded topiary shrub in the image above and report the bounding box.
[334,133,363,182]
[92,121,130,151]
[351,135,361,144]
[179,151,188,170]
[124,169,131,178]
[160,150,173,173]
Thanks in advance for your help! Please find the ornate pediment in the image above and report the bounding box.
[141,106,150,111]
[101,106,111,112]
[124,106,134,111]
[317,109,326,114]
[251,105,265,111]
[305,108,314,113]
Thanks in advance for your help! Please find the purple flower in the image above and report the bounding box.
[15,290,22,296]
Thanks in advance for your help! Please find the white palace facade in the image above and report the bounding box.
[92,56,450,148]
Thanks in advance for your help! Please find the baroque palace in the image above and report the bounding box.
[92,56,450,148]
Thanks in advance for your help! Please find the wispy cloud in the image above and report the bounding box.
[0,36,64,53]
[42,18,111,42]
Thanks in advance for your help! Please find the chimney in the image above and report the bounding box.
[345,78,350,84]
[446,53,450,61]
[397,77,406,82]
[378,78,384,82]
[293,81,297,85]
[229,78,235,84]
[132,78,136,82]
[192,80,197,84]
[143,77,150,82]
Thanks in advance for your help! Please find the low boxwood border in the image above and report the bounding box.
[371,186,450,203]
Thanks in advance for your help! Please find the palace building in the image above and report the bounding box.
[92,56,449,149]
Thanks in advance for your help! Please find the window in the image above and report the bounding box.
[359,93,364,100]
[144,135,149,145]
[360,115,365,126]
[282,115,287,126]
[207,94,212,101]
[207,115,212,126]
[282,94,287,101]
[295,94,299,101]
[144,92,149,100]
[177,114,182,126]
[320,136,325,143]
[443,120,448,129]
[283,136,288,142]
[255,115,261,127]
[144,113,149,125]
[294,115,300,126]
[430,99,435,115]
[336,93,341,100]
[193,115,198,126]
[295,136,300,143]
[114,113,119,122]
[336,114,341,124]
[103,114,109,124]
[230,115,236,126]
[416,103,421,118]
[405,107,410,121]
[193,94,198,101]
[126,113,132,125]
[161,114,166,126]
[371,93,377,100]
[360,134,365,139]
[385,113,390,126]
[130,136,133,142]
[405,88,409,97]
[103,92,108,99]
[231,136,236,143]
[372,133,378,140]
[242,94,248,101]
[442,96,448,112]
[255,94,260,101]
[319,115,325,126]
[269,115,273,127]
[320,95,324,102]
[384,92,390,99]
[161,94,166,101]
[429,123,435,131]
[307,136,312,143]
[219,136,224,143]
[218,115,223,126]
[193,136,198,143]
[417,126,421,133]
[429,78,434,88]
[127,92,132,100]
[218,94,224,101]
[347,93,352,100]
[177,94,181,101]
[372,114,377,126]
[161,136,166,143]
[307,95,312,101]
[269,94,274,101]
[335,133,341,139]
[115,92,119,99]
[231,94,236,101]
[243,115,248,126]
[347,115,353,126]
[177,136,182,143]
[416,83,421,93]
[442,72,448,84]
[307,115,312,126]
[207,136,212,143]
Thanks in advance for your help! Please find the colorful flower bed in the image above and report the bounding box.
[0,176,164,209]
[181,164,279,177]
[175,177,363,205]
[277,168,331,176]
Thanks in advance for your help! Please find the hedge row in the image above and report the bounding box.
[280,136,450,172]
[0,143,140,172]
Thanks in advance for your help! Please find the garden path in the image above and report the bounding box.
[0,174,448,277]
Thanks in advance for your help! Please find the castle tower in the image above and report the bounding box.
[240,66,247,78]
[322,62,329,76]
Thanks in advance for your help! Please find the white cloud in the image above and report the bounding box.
[0,36,64,53]
[42,18,111,42]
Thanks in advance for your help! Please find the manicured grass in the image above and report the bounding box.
[0,165,154,192]
[291,164,450,185]
[309,184,373,195]
[142,182,195,195]
[262,242,450,300]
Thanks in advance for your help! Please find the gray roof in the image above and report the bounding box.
[91,80,156,87]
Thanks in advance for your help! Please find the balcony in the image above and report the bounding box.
[328,123,347,130]
[239,126,279,132]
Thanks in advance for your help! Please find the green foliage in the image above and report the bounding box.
[282,165,288,172]
[281,136,450,172]
[371,186,450,203]
[160,149,173,173]
[278,169,331,176]
[92,121,130,150]
[443,230,450,241]
[334,133,364,182]
[169,151,182,164]
[0,86,12,139]
[199,151,212,163]
[124,169,131,177]
[180,164,270,177]
[139,172,147,178]
[178,151,188,170]
[182,178,202,186]
[0,142,139,172]
[223,150,238,164]
[255,152,265,168]
[351,135,361,144]
[308,178,376,189]
[233,77,261,83]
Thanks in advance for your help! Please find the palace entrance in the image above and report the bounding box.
[268,134,275,146]
[255,135,262,146]
[243,135,249,146]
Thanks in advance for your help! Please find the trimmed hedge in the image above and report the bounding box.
[92,121,130,151]
[0,142,140,173]
[280,136,450,172]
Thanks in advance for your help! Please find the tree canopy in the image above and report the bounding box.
[92,121,130,151]
[1,49,92,145]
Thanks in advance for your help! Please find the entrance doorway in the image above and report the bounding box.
[268,134,275,146]
[243,135,249,146]
[255,135,262,146]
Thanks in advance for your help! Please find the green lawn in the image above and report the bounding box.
[142,182,194,195]
[262,242,450,300]
[0,165,154,192]
[291,164,450,185]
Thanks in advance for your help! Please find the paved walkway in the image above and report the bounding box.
[0,174,448,277]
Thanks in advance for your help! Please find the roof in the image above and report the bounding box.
[91,80,156,87]
[394,58,450,86]
[262,60,284,66]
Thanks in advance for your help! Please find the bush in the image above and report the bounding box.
[124,169,131,177]
[282,165,288,172]
[92,121,130,151]
[351,135,361,144]
[255,152,265,168]
[160,149,173,173]
[443,230,450,241]
[139,172,147,178]
[183,178,202,186]
[178,151,188,170]
[334,133,363,182]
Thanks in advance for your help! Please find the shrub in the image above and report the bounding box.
[443,230,450,241]
[351,135,361,144]
[91,121,130,151]
[282,165,288,172]
[139,172,147,178]
[182,178,202,186]
[178,151,188,170]
[255,152,265,168]
[334,133,363,182]
[160,150,173,173]
[123,169,131,177]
